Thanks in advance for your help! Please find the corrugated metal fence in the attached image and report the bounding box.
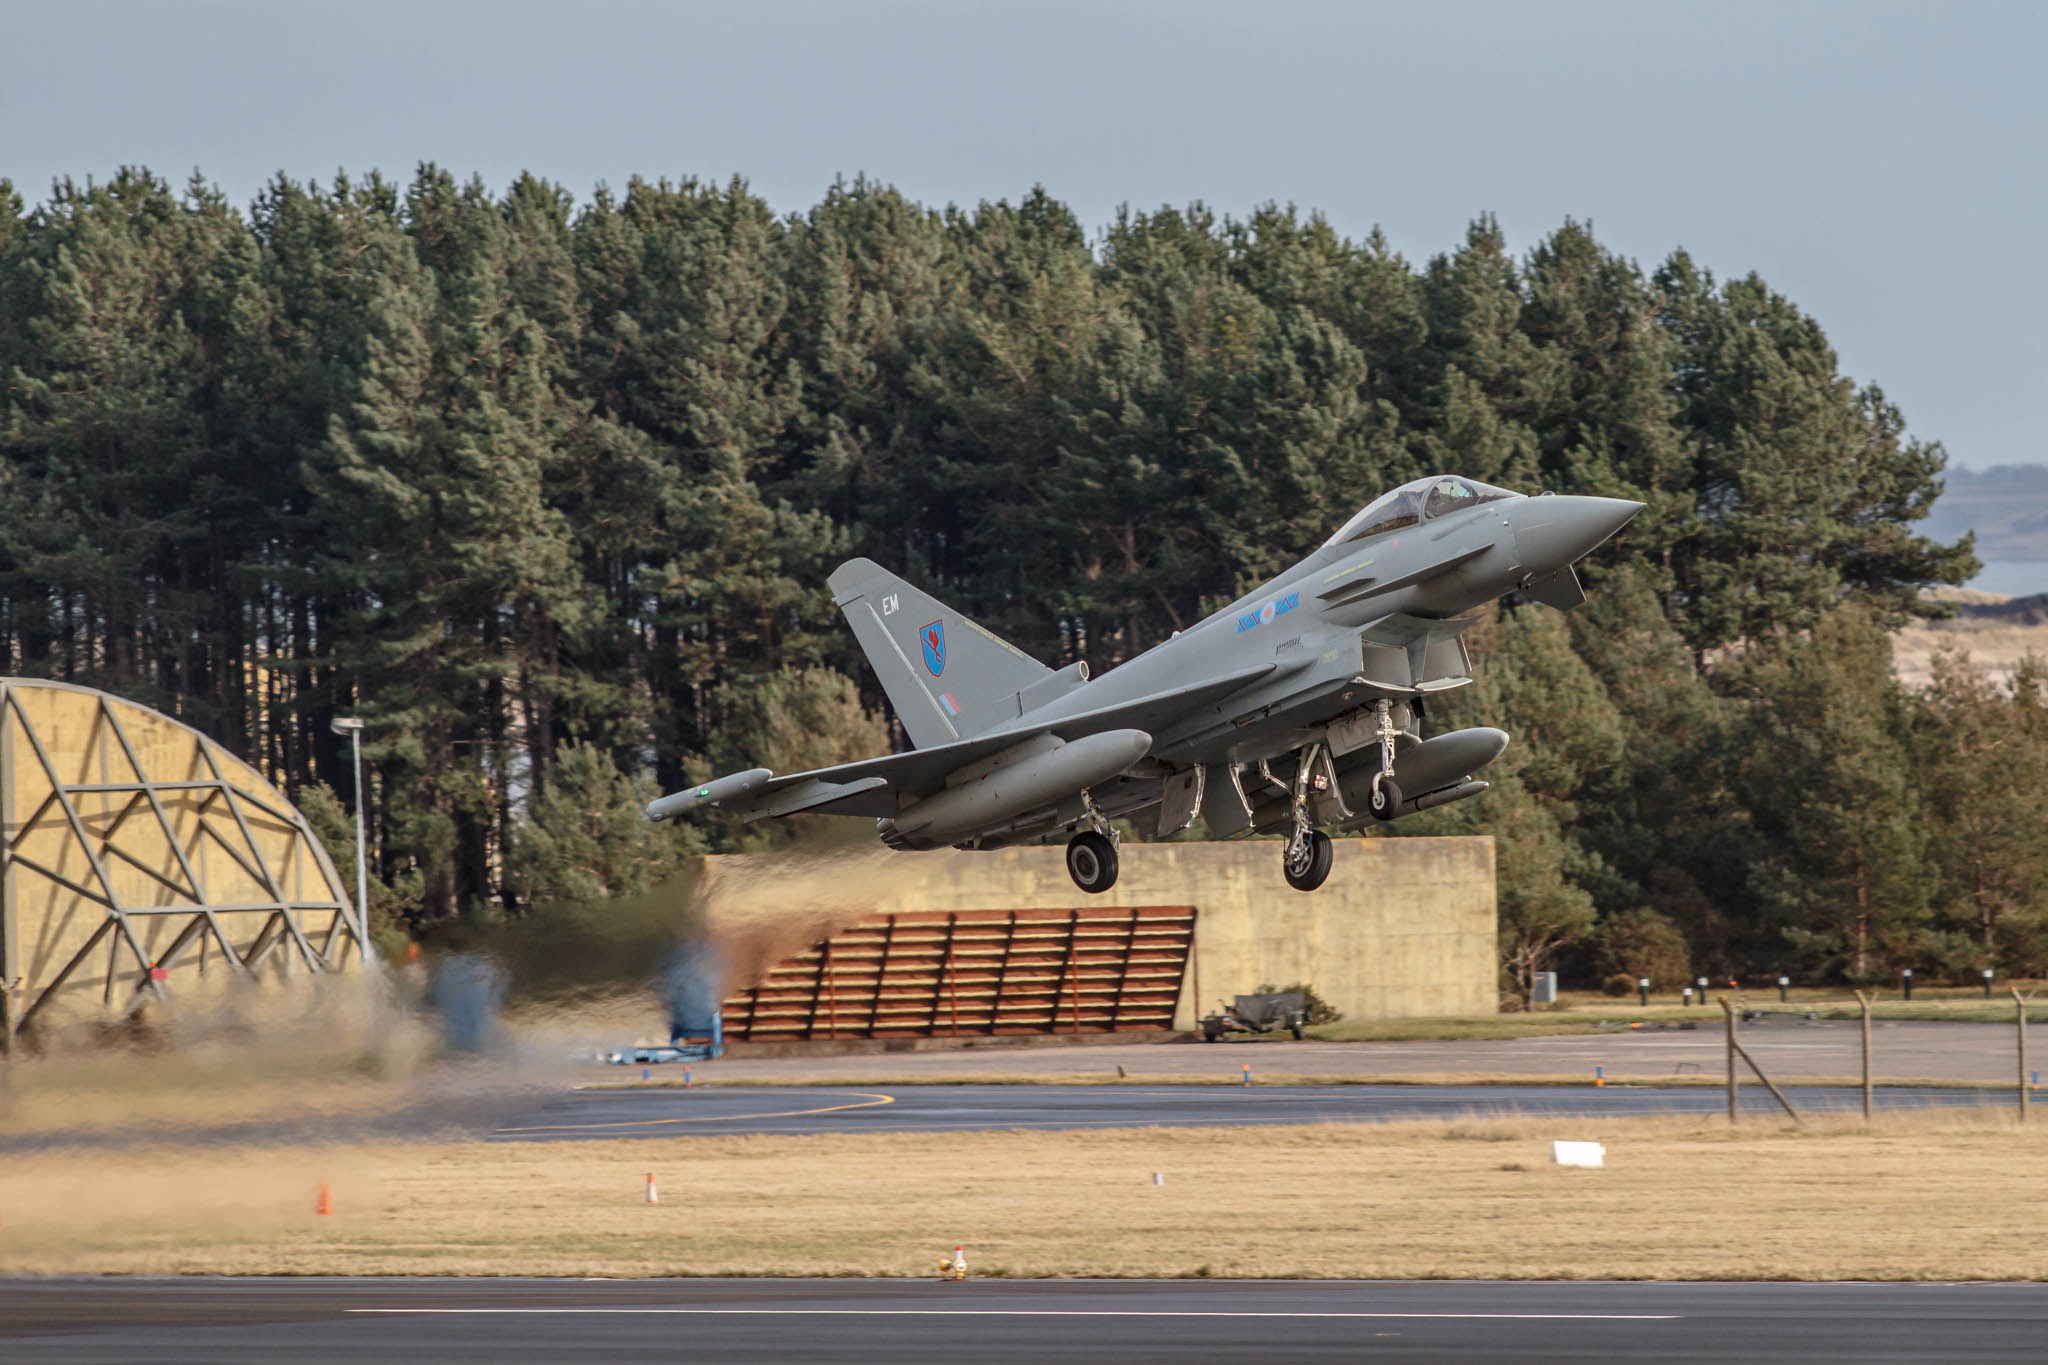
[720,905,1195,1041]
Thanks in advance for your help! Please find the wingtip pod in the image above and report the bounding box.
[646,767,774,821]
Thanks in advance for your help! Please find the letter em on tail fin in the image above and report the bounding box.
[828,558,1052,748]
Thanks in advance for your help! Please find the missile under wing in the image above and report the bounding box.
[651,475,1641,894]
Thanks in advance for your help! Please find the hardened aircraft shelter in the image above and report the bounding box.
[0,678,363,1046]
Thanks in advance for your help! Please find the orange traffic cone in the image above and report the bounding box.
[316,1182,332,1216]
[645,1173,659,1205]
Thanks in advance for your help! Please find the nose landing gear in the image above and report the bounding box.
[1368,774,1403,820]
[1367,698,1403,821]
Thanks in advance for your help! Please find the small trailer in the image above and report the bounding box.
[604,1010,724,1065]
[1199,991,1309,1042]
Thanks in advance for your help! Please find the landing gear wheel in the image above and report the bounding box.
[1283,829,1334,892]
[1065,831,1119,894]
[1369,776,1403,822]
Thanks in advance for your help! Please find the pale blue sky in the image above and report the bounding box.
[5,1,2043,471]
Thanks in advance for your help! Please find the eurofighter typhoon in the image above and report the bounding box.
[650,477,1641,894]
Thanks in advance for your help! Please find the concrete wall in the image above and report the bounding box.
[869,837,1496,1028]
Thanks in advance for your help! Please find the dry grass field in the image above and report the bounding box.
[4,1109,2045,1282]
[604,1071,2014,1090]
[1892,587,2048,688]
[1316,988,2048,1040]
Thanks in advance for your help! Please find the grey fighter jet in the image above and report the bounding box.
[649,476,1641,894]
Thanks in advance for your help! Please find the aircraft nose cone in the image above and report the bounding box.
[1512,495,1644,573]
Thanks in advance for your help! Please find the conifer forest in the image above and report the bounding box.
[4,167,2042,990]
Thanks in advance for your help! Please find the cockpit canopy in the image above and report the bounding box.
[1322,476,1518,550]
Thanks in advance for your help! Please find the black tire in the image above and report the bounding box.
[1369,775,1403,822]
[1282,829,1334,892]
[1065,831,1119,894]
[1290,1024,1305,1041]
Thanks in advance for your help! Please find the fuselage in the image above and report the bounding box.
[989,480,1637,772]
[648,474,1643,878]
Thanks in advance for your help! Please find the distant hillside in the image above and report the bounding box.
[1893,587,2048,689]
[1924,464,2048,563]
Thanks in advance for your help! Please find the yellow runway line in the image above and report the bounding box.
[493,1091,896,1135]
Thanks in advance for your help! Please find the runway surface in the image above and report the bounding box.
[5,1276,2045,1362]
[690,1018,2038,1085]
[491,1081,2016,1140]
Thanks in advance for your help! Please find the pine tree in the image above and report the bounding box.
[1737,607,1934,981]
[577,176,840,782]
[507,742,700,904]
[310,167,591,918]
[1565,564,1751,968]
[1517,222,1688,594]
[0,168,1993,951]
[1654,256,1973,654]
[1399,602,1624,998]
[0,172,217,701]
[1917,648,2048,968]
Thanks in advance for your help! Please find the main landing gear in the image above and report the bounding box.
[1284,829,1333,892]
[1065,830,1118,894]
[1281,740,1336,893]
[1270,698,1409,892]
[1065,793,1121,894]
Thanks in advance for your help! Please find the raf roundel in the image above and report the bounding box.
[919,620,947,676]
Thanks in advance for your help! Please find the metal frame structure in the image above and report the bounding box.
[720,905,1196,1041]
[0,678,363,1045]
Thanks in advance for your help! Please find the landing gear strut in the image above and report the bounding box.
[1281,740,1336,892]
[1367,698,1403,821]
[1065,831,1118,894]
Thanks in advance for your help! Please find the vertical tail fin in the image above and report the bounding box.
[828,558,1052,748]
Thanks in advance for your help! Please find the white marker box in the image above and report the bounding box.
[1552,1140,1606,1168]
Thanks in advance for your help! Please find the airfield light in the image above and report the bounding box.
[329,716,369,954]
[1901,968,1914,1002]
[1985,968,1996,999]
[1638,978,1650,1007]
[1682,986,1693,1007]
[1778,976,1790,1003]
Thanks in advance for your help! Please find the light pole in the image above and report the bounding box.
[330,717,369,961]
[1,976,18,1084]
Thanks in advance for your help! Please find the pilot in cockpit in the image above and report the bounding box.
[1325,476,1513,550]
